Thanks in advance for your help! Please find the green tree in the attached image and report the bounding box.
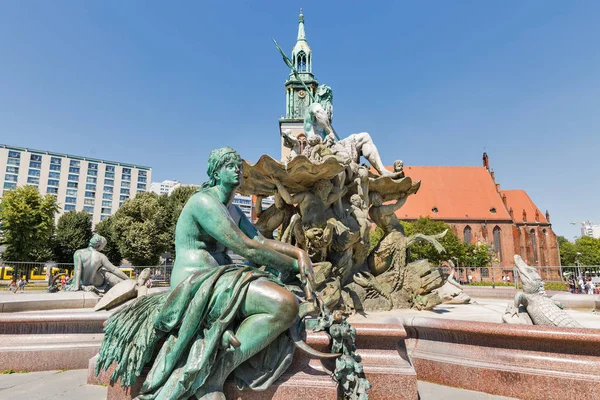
[574,236,600,266]
[369,226,385,252]
[401,217,465,265]
[111,192,171,266]
[54,211,93,263]
[557,236,577,266]
[462,242,491,268]
[0,185,58,261]
[94,216,123,265]
[163,186,197,256]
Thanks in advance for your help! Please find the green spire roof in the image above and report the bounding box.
[292,8,312,73]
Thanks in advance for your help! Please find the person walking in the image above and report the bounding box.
[568,276,576,294]
[18,278,27,292]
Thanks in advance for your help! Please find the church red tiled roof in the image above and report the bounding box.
[395,166,512,221]
[501,189,548,224]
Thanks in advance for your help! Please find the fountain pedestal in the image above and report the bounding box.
[89,323,418,400]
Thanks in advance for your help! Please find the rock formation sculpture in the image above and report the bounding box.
[502,255,582,327]
[435,260,471,304]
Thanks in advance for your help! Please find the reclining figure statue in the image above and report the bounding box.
[69,234,129,293]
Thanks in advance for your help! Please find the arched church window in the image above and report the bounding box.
[463,226,472,244]
[493,226,502,262]
[530,229,538,264]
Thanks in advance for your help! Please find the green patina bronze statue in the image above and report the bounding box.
[96,147,323,400]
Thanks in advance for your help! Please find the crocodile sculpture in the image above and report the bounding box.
[503,255,582,328]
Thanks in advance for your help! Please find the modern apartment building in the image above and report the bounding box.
[0,144,152,226]
[150,180,181,195]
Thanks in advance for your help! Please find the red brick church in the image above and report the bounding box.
[397,153,560,279]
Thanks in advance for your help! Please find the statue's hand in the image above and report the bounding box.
[298,251,316,293]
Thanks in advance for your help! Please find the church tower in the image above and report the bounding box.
[280,9,319,161]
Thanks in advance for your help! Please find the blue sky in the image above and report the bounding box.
[0,1,598,239]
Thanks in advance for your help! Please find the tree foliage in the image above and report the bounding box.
[557,235,600,266]
[162,186,197,256]
[111,192,171,266]
[54,211,93,263]
[0,186,58,261]
[401,217,465,265]
[94,216,123,266]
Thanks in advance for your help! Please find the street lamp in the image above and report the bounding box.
[575,252,582,278]
[451,256,461,283]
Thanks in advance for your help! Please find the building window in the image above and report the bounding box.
[100,215,109,221]
[481,268,489,278]
[103,193,113,200]
[530,229,538,264]
[137,183,146,190]
[86,177,97,183]
[85,184,96,191]
[6,166,19,174]
[67,182,78,189]
[27,176,39,184]
[120,188,130,195]
[122,174,131,181]
[7,158,20,166]
[138,176,147,183]
[105,172,115,179]
[88,163,98,170]
[137,189,145,193]
[83,206,94,213]
[65,196,76,204]
[4,174,18,182]
[122,167,131,174]
[66,189,77,196]
[493,226,502,262]
[463,226,472,244]
[30,154,42,162]
[46,187,58,194]
[48,171,60,179]
[69,167,80,174]
[70,160,80,167]
[49,164,61,171]
[84,198,95,205]
[64,204,76,211]
[85,191,95,198]
[50,157,61,165]
[102,200,112,207]
[87,169,98,177]
[28,169,41,177]
[68,174,79,181]
[104,186,113,193]
[120,195,129,201]
[8,151,21,158]
[3,182,16,189]
[104,179,114,186]
[106,165,115,172]
[101,207,112,215]
[121,181,131,188]
[139,170,147,177]
[29,161,41,169]
[47,179,59,187]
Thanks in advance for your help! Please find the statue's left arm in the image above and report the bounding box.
[380,194,408,215]
[238,210,314,287]
[100,255,129,280]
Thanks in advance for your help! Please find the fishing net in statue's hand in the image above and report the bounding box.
[238,154,345,196]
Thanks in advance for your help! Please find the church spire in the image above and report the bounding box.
[292,9,312,75]
[297,9,306,42]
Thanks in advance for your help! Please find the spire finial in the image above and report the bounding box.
[297,8,306,41]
